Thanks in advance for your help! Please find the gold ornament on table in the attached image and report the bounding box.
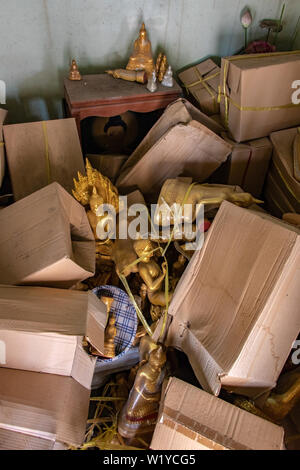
[69,59,82,81]
[106,69,147,84]
[126,22,155,76]
[154,179,263,226]
[118,345,166,440]
[155,52,163,78]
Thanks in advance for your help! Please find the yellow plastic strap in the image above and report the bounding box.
[184,70,220,92]
[119,273,153,337]
[221,50,300,127]
[0,142,4,146]
[42,121,51,184]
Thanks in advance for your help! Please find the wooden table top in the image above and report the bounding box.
[64,74,182,108]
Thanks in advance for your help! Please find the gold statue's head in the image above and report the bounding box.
[148,345,166,369]
[133,239,156,263]
[140,22,147,40]
[89,186,104,215]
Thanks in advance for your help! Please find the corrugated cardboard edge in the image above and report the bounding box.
[151,377,285,450]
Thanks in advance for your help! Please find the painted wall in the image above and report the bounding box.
[0,0,299,123]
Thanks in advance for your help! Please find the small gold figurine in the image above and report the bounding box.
[118,345,166,440]
[154,179,263,226]
[106,69,147,84]
[104,312,117,358]
[101,295,114,322]
[69,59,82,81]
[155,52,163,78]
[126,23,155,76]
[158,54,167,82]
[133,239,173,307]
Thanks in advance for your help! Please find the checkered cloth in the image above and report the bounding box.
[92,285,138,363]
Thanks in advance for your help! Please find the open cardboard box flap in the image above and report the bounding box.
[162,202,300,397]
[151,377,285,450]
[0,285,107,388]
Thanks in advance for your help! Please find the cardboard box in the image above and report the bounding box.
[161,202,300,398]
[0,108,7,188]
[0,284,106,388]
[220,51,300,142]
[178,59,220,115]
[264,127,300,216]
[3,118,84,201]
[151,377,285,450]
[210,134,272,197]
[117,98,232,198]
[86,153,127,183]
[0,368,90,447]
[0,182,95,288]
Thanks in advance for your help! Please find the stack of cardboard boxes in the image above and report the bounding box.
[0,118,109,449]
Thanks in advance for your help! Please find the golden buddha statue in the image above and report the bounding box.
[154,179,263,226]
[118,345,166,440]
[126,23,154,76]
[69,59,82,81]
[133,239,173,307]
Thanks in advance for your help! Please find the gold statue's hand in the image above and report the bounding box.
[161,261,168,276]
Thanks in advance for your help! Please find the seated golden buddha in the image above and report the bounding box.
[126,23,154,76]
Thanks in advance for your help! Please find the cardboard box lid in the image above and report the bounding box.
[151,377,285,450]
[118,98,225,180]
[3,117,84,201]
[0,182,95,287]
[165,202,300,396]
[224,52,300,104]
[0,368,90,447]
[0,284,106,356]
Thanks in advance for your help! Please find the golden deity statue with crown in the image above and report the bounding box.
[72,159,120,255]
[126,23,155,76]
